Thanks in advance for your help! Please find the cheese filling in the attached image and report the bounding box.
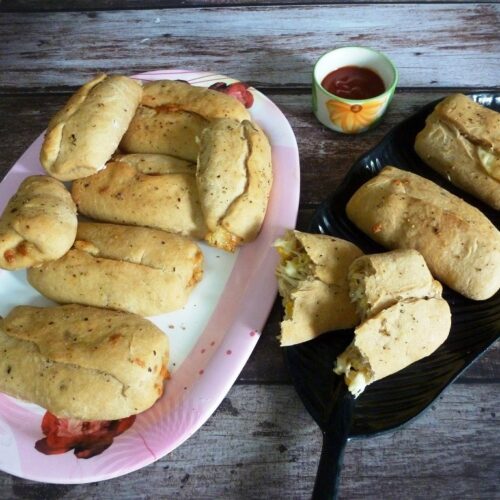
[477,146,500,181]
[274,235,313,319]
[334,345,373,398]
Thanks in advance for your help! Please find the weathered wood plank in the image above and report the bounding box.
[0,383,497,498]
[1,0,491,12]
[0,4,498,90]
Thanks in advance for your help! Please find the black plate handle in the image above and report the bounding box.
[312,384,355,500]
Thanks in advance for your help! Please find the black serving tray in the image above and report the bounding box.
[284,93,500,438]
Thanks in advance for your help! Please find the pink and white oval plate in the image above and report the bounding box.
[0,70,300,483]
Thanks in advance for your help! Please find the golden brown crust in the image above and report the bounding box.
[336,297,451,396]
[197,119,273,251]
[0,304,169,420]
[434,93,500,153]
[142,80,251,122]
[415,94,500,209]
[27,222,203,316]
[40,74,142,181]
[348,249,442,320]
[346,166,500,300]
[72,161,207,239]
[275,230,364,346]
[120,80,250,162]
[0,176,77,270]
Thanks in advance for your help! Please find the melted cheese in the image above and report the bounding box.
[477,146,500,181]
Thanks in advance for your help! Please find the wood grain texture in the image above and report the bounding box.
[0,4,499,90]
[1,0,493,13]
[0,383,497,498]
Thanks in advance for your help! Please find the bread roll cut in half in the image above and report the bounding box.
[0,304,169,420]
[348,249,442,320]
[40,74,142,181]
[334,297,451,397]
[346,166,500,300]
[198,119,273,251]
[0,176,77,270]
[336,248,451,397]
[415,93,500,209]
[274,230,364,346]
[27,222,203,316]
[72,156,207,239]
[121,80,251,162]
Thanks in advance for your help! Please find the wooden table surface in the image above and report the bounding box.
[0,1,498,498]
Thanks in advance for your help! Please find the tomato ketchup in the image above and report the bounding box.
[321,66,385,100]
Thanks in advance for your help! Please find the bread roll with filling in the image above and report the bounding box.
[72,159,207,239]
[0,176,77,270]
[346,166,500,300]
[40,74,142,181]
[120,80,250,161]
[0,304,168,420]
[415,93,500,209]
[334,297,451,397]
[348,249,442,320]
[274,230,364,346]
[27,222,203,316]
[198,119,273,251]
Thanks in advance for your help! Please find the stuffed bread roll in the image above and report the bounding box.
[113,153,195,174]
[348,249,442,320]
[27,222,203,316]
[346,166,500,300]
[72,159,207,239]
[0,304,168,420]
[334,297,451,397]
[415,93,500,210]
[120,80,250,162]
[197,118,273,251]
[40,74,142,181]
[0,176,77,270]
[274,230,364,346]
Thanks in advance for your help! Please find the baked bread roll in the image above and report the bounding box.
[346,166,500,300]
[113,153,195,174]
[198,119,273,251]
[40,74,142,181]
[334,297,451,397]
[27,222,203,316]
[275,230,364,346]
[0,304,168,420]
[348,249,442,320]
[120,80,250,161]
[415,93,500,209]
[72,159,207,239]
[0,176,77,270]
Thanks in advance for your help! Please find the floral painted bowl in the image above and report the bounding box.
[312,47,398,134]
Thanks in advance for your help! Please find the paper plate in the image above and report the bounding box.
[0,70,300,483]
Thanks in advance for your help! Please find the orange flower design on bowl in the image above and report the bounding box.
[326,98,386,133]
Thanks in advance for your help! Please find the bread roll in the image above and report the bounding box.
[415,93,500,209]
[334,297,451,397]
[275,230,364,346]
[0,304,168,420]
[40,74,142,181]
[0,176,77,270]
[346,166,500,300]
[72,160,207,239]
[120,80,250,161]
[198,119,273,251]
[348,249,442,320]
[27,222,203,316]
[113,153,195,174]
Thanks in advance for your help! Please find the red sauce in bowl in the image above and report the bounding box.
[321,66,385,100]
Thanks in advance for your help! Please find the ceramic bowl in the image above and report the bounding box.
[312,46,398,134]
